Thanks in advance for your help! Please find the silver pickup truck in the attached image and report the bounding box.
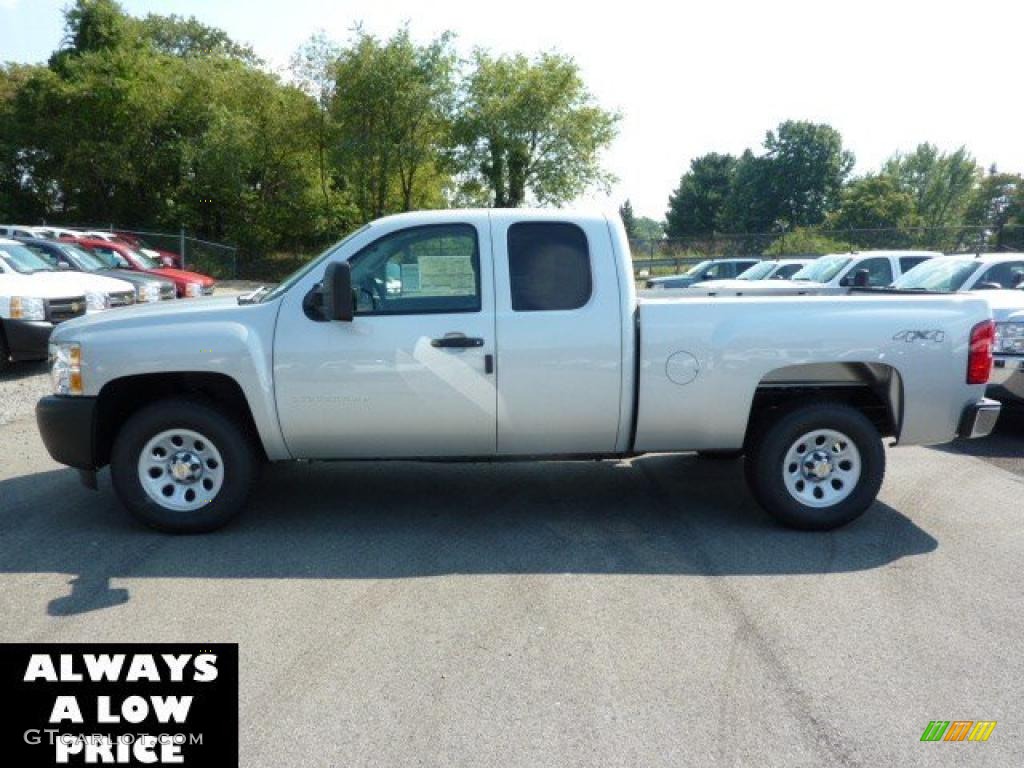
[36,210,1000,533]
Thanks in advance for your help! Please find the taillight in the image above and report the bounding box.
[967,320,995,385]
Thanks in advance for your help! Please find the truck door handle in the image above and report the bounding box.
[430,334,484,349]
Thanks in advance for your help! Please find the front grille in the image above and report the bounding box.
[46,296,87,323]
[160,283,176,300]
[108,291,136,308]
[201,285,215,296]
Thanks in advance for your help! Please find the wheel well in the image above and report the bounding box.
[746,363,902,445]
[94,372,264,467]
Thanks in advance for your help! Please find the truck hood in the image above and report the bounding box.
[971,288,1024,320]
[149,267,215,286]
[51,295,261,342]
[32,270,137,296]
[0,271,91,299]
[98,269,175,288]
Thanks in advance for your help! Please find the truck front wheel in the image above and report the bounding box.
[745,403,885,530]
[110,398,257,532]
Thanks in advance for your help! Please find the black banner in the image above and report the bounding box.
[0,644,238,767]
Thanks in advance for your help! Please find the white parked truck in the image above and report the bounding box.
[36,210,1000,532]
[0,238,135,370]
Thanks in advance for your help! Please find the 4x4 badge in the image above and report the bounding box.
[894,330,945,342]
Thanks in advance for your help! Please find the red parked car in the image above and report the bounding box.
[113,232,184,269]
[65,237,215,298]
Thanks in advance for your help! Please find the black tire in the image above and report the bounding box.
[744,402,885,531]
[110,398,257,533]
[696,449,743,460]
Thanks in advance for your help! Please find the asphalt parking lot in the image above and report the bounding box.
[0,371,1021,767]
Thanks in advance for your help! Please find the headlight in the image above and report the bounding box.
[49,342,83,396]
[85,291,109,312]
[185,282,202,297]
[995,322,1024,355]
[8,296,46,321]
[138,283,162,303]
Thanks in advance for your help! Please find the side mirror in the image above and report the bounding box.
[703,271,714,279]
[322,261,354,321]
[57,262,71,270]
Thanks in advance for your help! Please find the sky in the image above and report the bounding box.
[2,0,1022,219]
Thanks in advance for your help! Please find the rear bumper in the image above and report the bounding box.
[988,356,1024,405]
[3,319,55,361]
[957,398,1002,439]
[36,395,98,470]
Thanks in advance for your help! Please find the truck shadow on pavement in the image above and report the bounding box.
[932,407,1024,465]
[0,454,938,616]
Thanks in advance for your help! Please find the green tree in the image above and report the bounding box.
[828,175,918,231]
[965,167,1021,228]
[138,13,260,63]
[290,32,342,210]
[454,50,619,207]
[633,216,664,242]
[619,199,637,239]
[665,153,735,236]
[331,28,456,220]
[761,120,854,228]
[715,121,853,233]
[59,0,134,58]
[717,149,777,232]
[883,144,979,229]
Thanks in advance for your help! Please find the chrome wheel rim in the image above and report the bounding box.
[782,428,861,508]
[137,428,224,511]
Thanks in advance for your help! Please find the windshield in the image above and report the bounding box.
[0,243,55,274]
[131,248,160,269]
[892,259,978,292]
[59,244,108,272]
[737,261,777,280]
[792,256,851,283]
[682,260,712,277]
[259,225,372,303]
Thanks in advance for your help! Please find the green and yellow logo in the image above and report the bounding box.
[920,721,996,742]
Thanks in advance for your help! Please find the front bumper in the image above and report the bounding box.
[988,356,1024,405]
[2,319,55,361]
[36,395,98,471]
[957,398,1002,439]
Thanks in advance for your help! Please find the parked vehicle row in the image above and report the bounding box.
[1,229,217,370]
[645,257,760,289]
[644,249,1024,409]
[0,224,184,268]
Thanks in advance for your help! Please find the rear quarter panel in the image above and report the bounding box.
[634,294,991,451]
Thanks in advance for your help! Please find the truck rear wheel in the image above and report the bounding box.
[110,398,257,532]
[744,403,885,530]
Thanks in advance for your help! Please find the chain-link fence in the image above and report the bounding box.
[631,225,1024,277]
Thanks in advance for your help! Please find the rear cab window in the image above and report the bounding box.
[508,222,592,311]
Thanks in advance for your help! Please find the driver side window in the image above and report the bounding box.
[349,224,481,315]
[858,257,894,286]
